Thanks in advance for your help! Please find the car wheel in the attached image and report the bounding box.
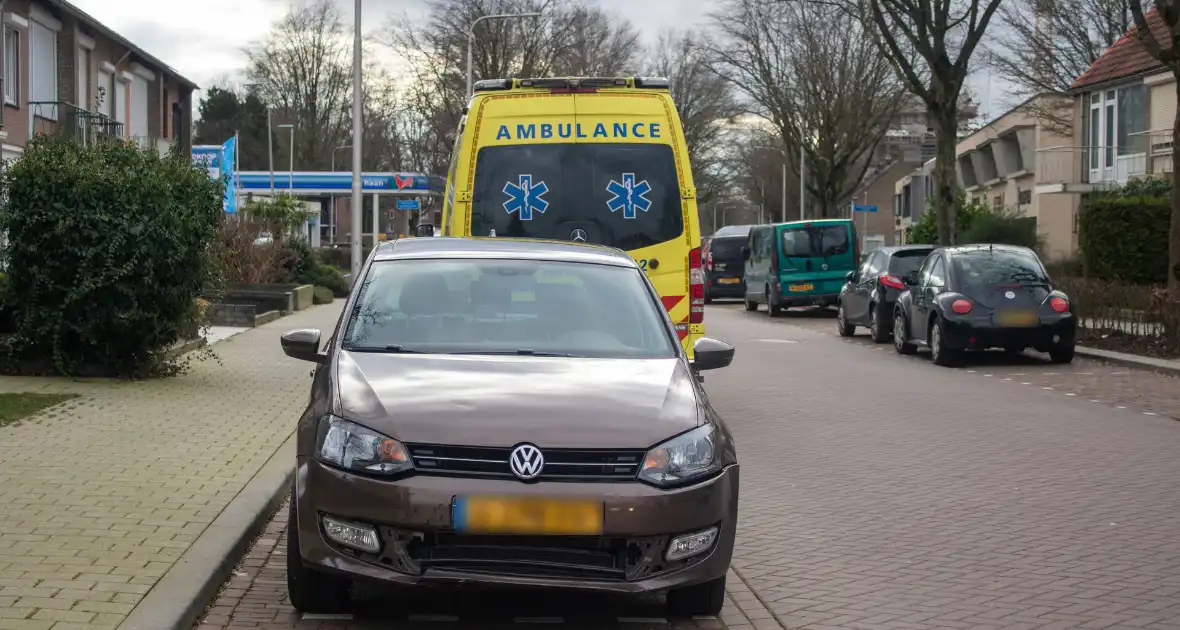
[869,306,889,343]
[287,492,351,614]
[766,285,782,317]
[1049,344,1075,364]
[836,303,855,336]
[893,312,916,355]
[704,288,713,305]
[743,292,757,311]
[666,575,726,617]
[930,318,962,367]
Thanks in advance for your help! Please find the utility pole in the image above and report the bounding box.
[799,143,805,220]
[350,0,363,278]
[266,108,274,196]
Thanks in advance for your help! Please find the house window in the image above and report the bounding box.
[1018,189,1031,205]
[3,27,18,106]
[993,194,1003,210]
[1117,84,1147,156]
[77,47,90,111]
[29,18,57,119]
[162,88,169,138]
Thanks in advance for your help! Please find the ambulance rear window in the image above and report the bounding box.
[469,144,684,250]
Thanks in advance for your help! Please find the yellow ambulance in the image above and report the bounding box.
[434,77,705,355]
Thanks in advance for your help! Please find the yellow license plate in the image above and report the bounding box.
[997,310,1039,327]
[454,496,603,535]
[788,283,814,292]
[718,277,740,284]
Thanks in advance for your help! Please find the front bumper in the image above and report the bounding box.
[941,315,1077,350]
[293,459,739,593]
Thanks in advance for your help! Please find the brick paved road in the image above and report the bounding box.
[704,302,1180,629]
[0,303,343,630]
[198,302,1180,630]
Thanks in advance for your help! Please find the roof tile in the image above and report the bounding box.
[1073,7,1168,90]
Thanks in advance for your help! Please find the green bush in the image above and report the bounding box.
[907,189,994,244]
[1077,195,1170,284]
[960,210,1042,253]
[0,135,221,376]
[312,285,335,304]
[316,246,372,271]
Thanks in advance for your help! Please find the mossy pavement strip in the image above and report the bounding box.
[0,393,78,428]
[0,302,343,630]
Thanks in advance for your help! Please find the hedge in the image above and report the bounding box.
[1077,195,1170,285]
[0,135,221,376]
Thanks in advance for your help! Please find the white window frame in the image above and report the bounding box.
[3,25,19,106]
[1087,85,1149,185]
[27,8,60,121]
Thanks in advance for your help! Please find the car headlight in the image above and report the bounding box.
[638,424,719,487]
[317,415,413,475]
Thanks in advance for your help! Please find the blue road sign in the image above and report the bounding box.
[852,204,878,213]
[396,199,420,211]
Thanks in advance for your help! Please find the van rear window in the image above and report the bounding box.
[780,225,850,258]
[469,144,684,251]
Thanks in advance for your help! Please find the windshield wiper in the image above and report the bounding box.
[450,349,582,357]
[343,344,425,354]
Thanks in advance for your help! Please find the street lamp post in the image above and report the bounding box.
[331,145,351,171]
[466,12,542,96]
[799,143,805,220]
[350,0,363,278]
[278,124,294,191]
[266,108,274,196]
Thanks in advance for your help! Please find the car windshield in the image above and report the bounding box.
[469,144,683,251]
[888,250,932,276]
[343,258,676,359]
[952,249,1049,289]
[709,237,745,259]
[781,225,849,258]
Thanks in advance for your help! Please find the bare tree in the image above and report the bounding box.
[857,0,1004,245]
[384,0,641,175]
[710,0,906,218]
[244,0,352,171]
[1126,2,1180,290]
[990,0,1130,133]
[647,29,745,208]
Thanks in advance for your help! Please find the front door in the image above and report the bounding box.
[910,253,944,343]
[846,251,877,324]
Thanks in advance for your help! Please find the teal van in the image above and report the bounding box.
[742,219,859,315]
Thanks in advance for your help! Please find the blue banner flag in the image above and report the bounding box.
[220,136,237,214]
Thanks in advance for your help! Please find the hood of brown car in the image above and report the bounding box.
[334,352,701,449]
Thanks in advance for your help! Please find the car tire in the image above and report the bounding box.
[893,312,916,355]
[287,493,351,614]
[836,303,855,337]
[1049,344,1075,364]
[704,288,713,305]
[666,575,726,617]
[766,285,782,317]
[743,292,757,311]
[930,317,962,367]
[869,306,889,343]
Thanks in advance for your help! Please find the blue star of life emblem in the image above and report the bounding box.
[503,174,549,221]
[606,173,652,219]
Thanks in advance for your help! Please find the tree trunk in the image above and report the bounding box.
[1171,77,1180,292]
[932,108,959,246]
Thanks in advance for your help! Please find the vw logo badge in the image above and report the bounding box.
[821,263,829,270]
[1004,291,1016,299]
[570,228,588,243]
[509,444,545,480]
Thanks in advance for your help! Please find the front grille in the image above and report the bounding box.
[414,534,627,580]
[406,444,645,481]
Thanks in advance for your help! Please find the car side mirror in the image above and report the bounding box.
[692,337,735,371]
[741,246,750,261]
[415,224,434,237]
[845,271,856,282]
[281,328,325,363]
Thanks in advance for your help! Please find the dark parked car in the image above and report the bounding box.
[892,244,1076,366]
[279,237,739,617]
[704,225,752,303]
[837,245,935,342]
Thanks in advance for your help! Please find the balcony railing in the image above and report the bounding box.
[1036,131,1175,190]
[30,101,124,145]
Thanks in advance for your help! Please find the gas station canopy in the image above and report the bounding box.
[236,172,445,196]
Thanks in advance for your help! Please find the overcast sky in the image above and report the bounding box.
[70,0,1011,119]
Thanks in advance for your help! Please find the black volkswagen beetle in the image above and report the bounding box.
[892,244,1076,366]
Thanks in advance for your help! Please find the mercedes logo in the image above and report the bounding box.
[570,228,588,243]
[1005,291,1016,299]
[509,444,545,480]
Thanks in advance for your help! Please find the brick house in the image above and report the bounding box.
[1035,8,1175,224]
[0,0,196,162]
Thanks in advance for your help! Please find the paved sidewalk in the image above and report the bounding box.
[0,302,343,630]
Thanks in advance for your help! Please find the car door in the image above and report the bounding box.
[912,254,947,342]
[846,251,878,324]
[744,230,763,300]
[909,253,940,342]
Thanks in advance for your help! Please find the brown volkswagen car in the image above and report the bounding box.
[279,237,739,617]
